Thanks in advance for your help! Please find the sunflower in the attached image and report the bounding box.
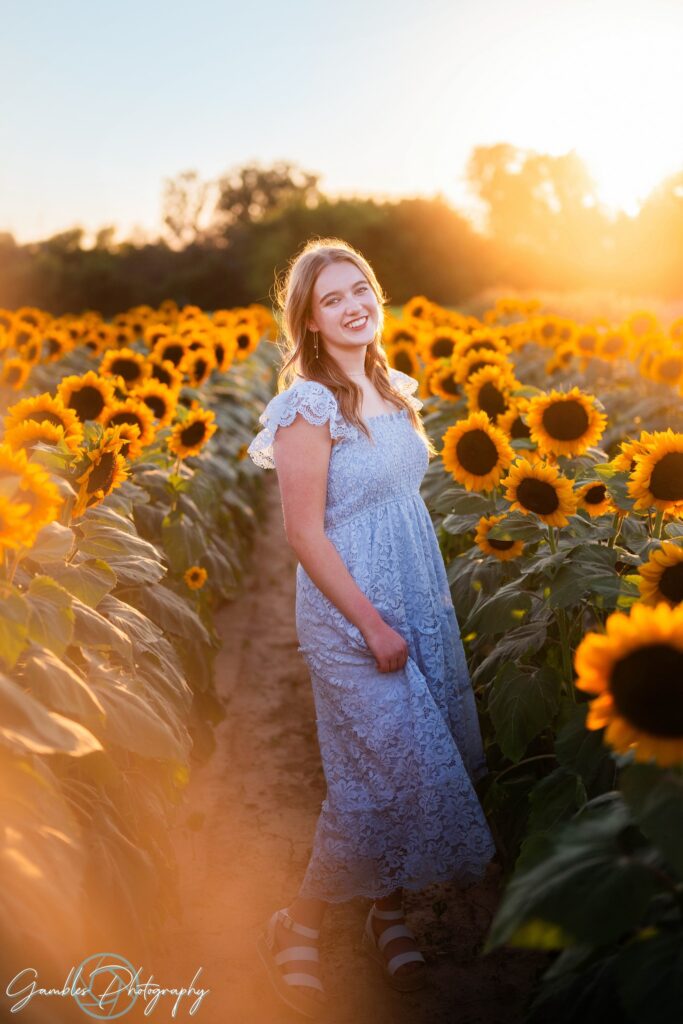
[184,565,208,590]
[99,347,151,388]
[649,348,683,388]
[626,310,659,340]
[41,328,73,362]
[16,463,63,532]
[4,393,84,452]
[3,420,69,455]
[525,387,607,458]
[453,347,515,386]
[637,542,683,607]
[428,361,462,401]
[232,323,261,360]
[0,357,32,390]
[212,328,237,373]
[0,493,33,556]
[387,342,420,377]
[403,296,435,323]
[0,444,62,539]
[144,322,172,350]
[452,329,510,363]
[544,342,576,375]
[385,319,421,348]
[464,365,516,422]
[184,345,216,387]
[597,329,630,362]
[575,481,615,518]
[613,434,655,474]
[152,334,191,368]
[110,422,143,460]
[167,408,217,459]
[574,602,683,766]
[417,326,462,363]
[101,397,157,449]
[502,458,577,527]
[628,430,683,513]
[130,380,178,426]
[57,371,117,424]
[497,399,532,441]
[148,356,184,391]
[475,513,525,561]
[441,411,515,492]
[71,427,129,518]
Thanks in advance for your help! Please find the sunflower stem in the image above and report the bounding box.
[607,511,622,549]
[547,525,557,554]
[653,508,664,540]
[557,608,576,700]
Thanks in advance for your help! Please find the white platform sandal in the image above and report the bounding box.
[256,907,328,1019]
[361,904,427,991]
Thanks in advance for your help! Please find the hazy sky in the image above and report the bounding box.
[3,0,682,242]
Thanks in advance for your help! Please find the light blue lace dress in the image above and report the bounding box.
[247,367,496,902]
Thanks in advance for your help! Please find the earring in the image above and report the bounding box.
[312,330,319,359]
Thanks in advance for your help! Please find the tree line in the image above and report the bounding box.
[1,146,681,316]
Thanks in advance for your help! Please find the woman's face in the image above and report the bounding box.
[308,260,380,353]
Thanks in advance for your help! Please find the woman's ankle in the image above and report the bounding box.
[287,896,328,931]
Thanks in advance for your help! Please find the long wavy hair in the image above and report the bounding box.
[272,237,437,456]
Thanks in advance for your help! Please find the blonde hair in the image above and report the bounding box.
[272,237,437,455]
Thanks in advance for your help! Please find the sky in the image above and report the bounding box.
[2,0,683,243]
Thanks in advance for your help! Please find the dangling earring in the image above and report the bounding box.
[312,330,319,359]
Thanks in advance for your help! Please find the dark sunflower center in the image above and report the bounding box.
[455,429,499,476]
[433,337,455,359]
[68,386,105,422]
[577,334,596,351]
[611,644,683,736]
[108,412,143,432]
[236,333,250,349]
[516,477,560,515]
[466,341,498,355]
[143,395,167,418]
[110,358,143,383]
[650,452,683,501]
[603,335,624,354]
[215,343,225,366]
[161,344,186,366]
[441,374,460,397]
[466,360,490,380]
[541,324,556,340]
[86,451,116,494]
[394,351,414,374]
[510,416,531,440]
[488,537,515,551]
[478,381,507,420]
[152,364,173,386]
[181,421,207,447]
[6,366,21,385]
[542,399,590,441]
[392,331,415,344]
[584,484,607,505]
[47,337,63,355]
[659,563,683,604]
[193,359,208,379]
[26,410,65,429]
[659,358,683,379]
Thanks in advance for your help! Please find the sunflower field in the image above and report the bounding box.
[0,301,278,976]
[1,291,682,1020]
[387,296,683,1023]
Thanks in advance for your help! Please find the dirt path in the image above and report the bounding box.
[150,474,548,1024]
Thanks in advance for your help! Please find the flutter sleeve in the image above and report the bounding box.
[389,367,424,413]
[247,380,355,470]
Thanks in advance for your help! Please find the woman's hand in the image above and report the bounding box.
[363,620,409,674]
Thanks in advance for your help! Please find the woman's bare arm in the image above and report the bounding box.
[273,413,385,641]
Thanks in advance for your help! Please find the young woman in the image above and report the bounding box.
[248,238,496,1018]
